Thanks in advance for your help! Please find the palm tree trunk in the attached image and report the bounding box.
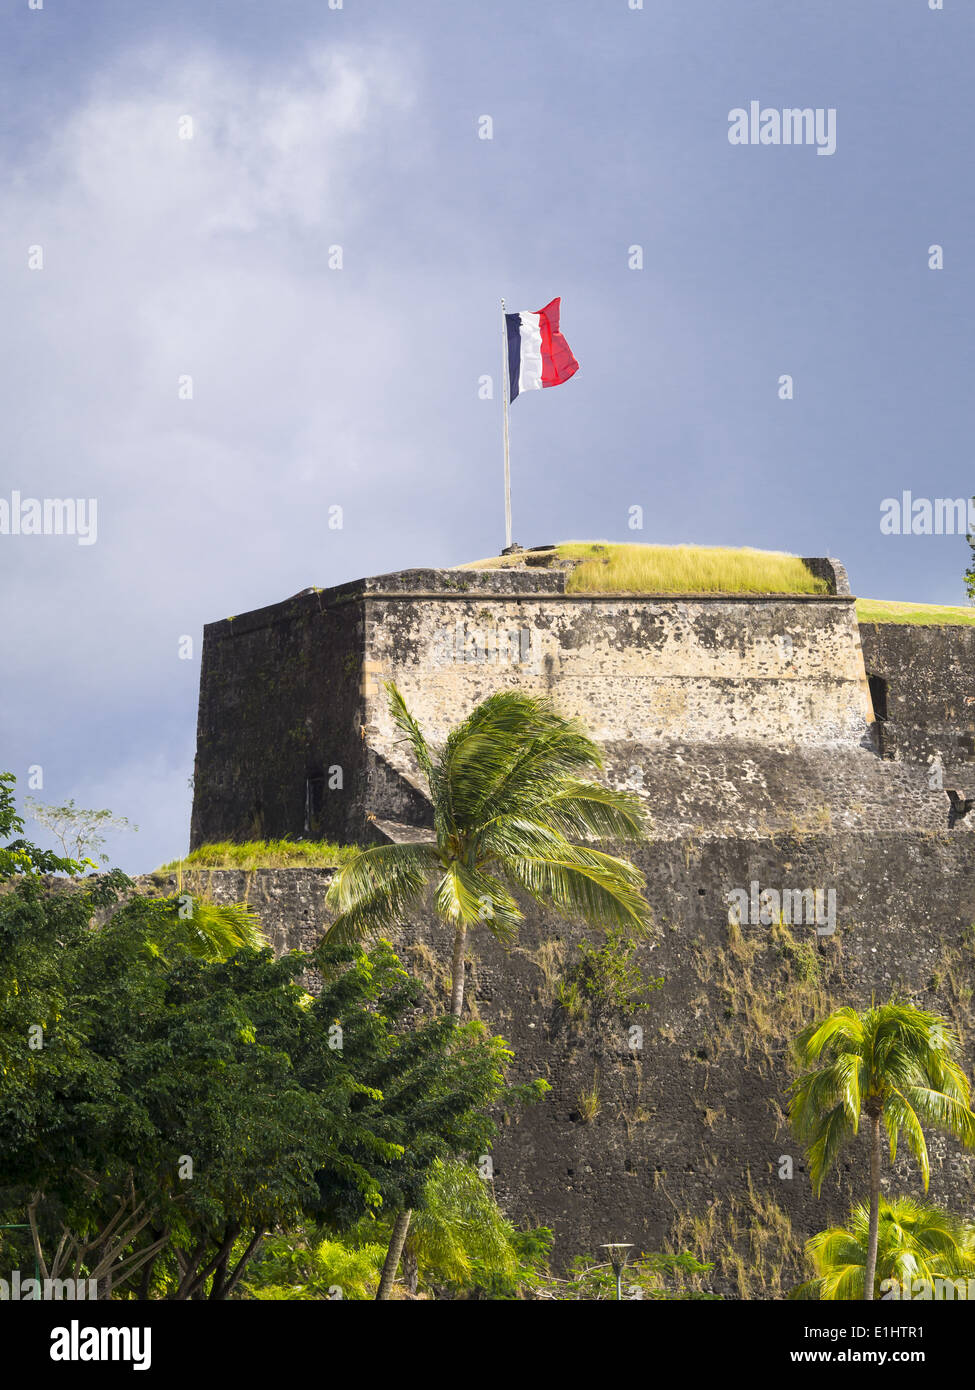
[376,1209,412,1301]
[863,1113,882,1300]
[450,922,468,1018]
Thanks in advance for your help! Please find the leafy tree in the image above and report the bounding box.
[241,1230,387,1300]
[398,1158,520,1296]
[789,1000,975,1301]
[790,1195,975,1300]
[25,794,137,864]
[0,772,87,879]
[326,683,649,1295]
[0,878,525,1299]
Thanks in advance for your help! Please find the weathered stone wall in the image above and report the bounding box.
[185,565,975,1294]
[860,623,975,792]
[363,592,875,805]
[145,835,975,1297]
[190,587,367,848]
[192,564,877,847]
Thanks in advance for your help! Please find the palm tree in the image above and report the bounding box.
[326,682,653,1298]
[790,1195,975,1300]
[789,1000,975,1301]
[399,1158,521,1297]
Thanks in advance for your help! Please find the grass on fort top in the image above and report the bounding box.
[157,839,356,872]
[460,541,831,594]
[854,597,975,626]
[462,542,975,620]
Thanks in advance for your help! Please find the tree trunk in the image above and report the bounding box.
[403,1245,419,1296]
[376,1209,412,1301]
[450,922,468,1018]
[863,1113,882,1300]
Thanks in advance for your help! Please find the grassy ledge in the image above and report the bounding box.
[560,543,828,595]
[855,598,975,627]
[459,542,830,595]
[156,839,356,872]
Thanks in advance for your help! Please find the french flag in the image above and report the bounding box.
[505,297,579,402]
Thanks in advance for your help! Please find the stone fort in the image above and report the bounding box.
[185,552,975,1292]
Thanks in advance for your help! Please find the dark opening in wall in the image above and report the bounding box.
[867,674,889,723]
[305,775,325,835]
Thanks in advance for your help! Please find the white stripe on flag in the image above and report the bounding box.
[518,312,543,393]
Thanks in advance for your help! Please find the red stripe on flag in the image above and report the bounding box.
[537,297,579,388]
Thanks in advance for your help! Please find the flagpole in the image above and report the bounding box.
[500,297,512,551]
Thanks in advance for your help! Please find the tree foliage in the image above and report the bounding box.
[327,684,653,1017]
[791,1196,975,1300]
[0,876,525,1299]
[25,795,138,865]
[0,772,88,879]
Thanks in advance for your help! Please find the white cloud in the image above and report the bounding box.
[0,38,463,869]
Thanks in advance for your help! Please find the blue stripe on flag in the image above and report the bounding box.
[505,312,521,402]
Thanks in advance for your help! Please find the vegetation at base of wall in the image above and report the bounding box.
[156,839,358,872]
[856,597,975,626]
[240,1232,388,1301]
[461,541,830,595]
[533,1249,720,1301]
[238,1169,555,1301]
[0,838,525,1300]
[666,1171,804,1300]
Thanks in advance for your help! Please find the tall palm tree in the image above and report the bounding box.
[789,1000,975,1301]
[790,1195,975,1300]
[326,682,653,1298]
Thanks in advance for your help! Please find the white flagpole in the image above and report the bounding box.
[501,298,512,551]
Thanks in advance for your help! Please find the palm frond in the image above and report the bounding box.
[902,1085,975,1150]
[804,1102,856,1196]
[384,681,435,789]
[324,842,440,943]
[434,861,522,944]
[883,1089,930,1188]
[793,1008,865,1067]
[501,845,653,935]
[526,779,648,843]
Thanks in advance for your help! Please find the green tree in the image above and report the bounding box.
[0,877,523,1299]
[241,1230,387,1300]
[0,772,87,879]
[399,1158,520,1296]
[25,795,137,864]
[789,1000,975,1301]
[790,1195,975,1300]
[325,682,651,1295]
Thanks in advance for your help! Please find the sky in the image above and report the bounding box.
[2,0,972,872]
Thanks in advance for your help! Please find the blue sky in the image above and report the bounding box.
[2,0,972,871]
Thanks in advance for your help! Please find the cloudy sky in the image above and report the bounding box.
[2,0,972,872]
